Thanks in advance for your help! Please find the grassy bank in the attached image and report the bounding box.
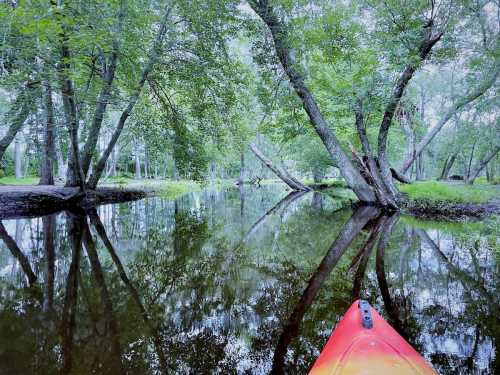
[399,181,499,218]
[0,177,40,185]
[399,181,498,204]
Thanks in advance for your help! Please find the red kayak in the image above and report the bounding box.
[309,300,437,375]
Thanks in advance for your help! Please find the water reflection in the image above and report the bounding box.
[0,185,497,374]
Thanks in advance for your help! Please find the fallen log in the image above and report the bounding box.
[0,185,146,219]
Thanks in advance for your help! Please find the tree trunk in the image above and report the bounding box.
[400,114,416,172]
[400,66,499,174]
[249,142,310,191]
[248,1,376,203]
[50,0,86,191]
[439,156,450,180]
[238,151,245,184]
[87,5,172,189]
[0,86,32,162]
[172,156,179,181]
[80,7,123,177]
[40,83,56,185]
[56,145,66,180]
[467,145,500,184]
[377,29,443,196]
[416,154,424,180]
[352,102,396,207]
[466,140,477,180]
[14,135,23,178]
[144,145,149,179]
[444,152,458,179]
[134,143,141,180]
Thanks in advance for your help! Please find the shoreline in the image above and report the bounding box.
[0,179,498,221]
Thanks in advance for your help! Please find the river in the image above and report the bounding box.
[0,184,497,374]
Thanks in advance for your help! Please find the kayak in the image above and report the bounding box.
[309,300,437,375]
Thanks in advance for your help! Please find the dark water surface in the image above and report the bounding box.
[0,185,497,374]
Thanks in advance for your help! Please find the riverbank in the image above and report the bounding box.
[399,181,500,219]
[1,177,498,219]
[0,177,230,201]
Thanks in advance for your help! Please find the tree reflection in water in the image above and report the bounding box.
[0,185,497,374]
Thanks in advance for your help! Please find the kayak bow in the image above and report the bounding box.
[309,300,437,375]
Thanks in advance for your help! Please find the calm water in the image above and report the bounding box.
[0,185,497,374]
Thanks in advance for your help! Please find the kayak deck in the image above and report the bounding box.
[309,300,437,375]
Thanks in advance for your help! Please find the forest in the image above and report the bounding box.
[0,0,498,212]
[0,0,498,374]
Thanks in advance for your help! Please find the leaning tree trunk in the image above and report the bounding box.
[248,0,376,203]
[249,142,310,191]
[400,65,499,174]
[399,106,416,179]
[467,145,500,184]
[376,28,443,198]
[0,86,32,163]
[439,152,458,180]
[87,5,172,189]
[466,140,477,181]
[444,152,458,179]
[80,7,124,178]
[439,156,449,180]
[39,83,56,185]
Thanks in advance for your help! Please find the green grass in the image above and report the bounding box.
[0,176,40,185]
[399,181,498,204]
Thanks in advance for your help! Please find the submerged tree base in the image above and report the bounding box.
[0,185,146,218]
